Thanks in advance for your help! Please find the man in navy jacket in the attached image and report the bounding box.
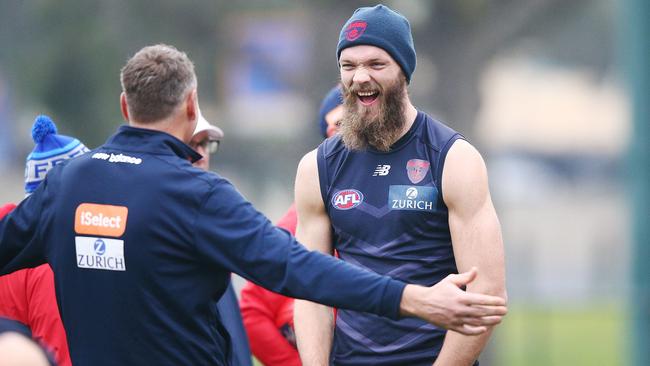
[0,44,506,365]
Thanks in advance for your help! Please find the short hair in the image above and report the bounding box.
[120,44,197,123]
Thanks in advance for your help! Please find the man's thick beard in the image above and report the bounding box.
[339,77,406,152]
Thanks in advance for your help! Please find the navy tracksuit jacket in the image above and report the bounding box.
[0,126,405,365]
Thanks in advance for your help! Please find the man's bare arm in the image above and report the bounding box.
[293,149,336,366]
[434,140,507,366]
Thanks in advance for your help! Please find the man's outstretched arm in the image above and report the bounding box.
[400,267,505,336]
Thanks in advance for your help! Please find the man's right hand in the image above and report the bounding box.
[399,267,507,335]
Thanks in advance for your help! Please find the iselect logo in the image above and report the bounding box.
[75,236,126,271]
[75,203,128,238]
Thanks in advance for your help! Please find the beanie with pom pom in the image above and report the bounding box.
[25,115,89,194]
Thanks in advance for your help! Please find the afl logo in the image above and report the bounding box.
[406,187,418,200]
[332,189,364,210]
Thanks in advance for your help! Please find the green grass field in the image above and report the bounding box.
[493,302,628,366]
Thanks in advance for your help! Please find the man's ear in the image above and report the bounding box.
[185,89,198,123]
[120,93,130,122]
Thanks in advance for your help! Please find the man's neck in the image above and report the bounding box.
[130,118,189,143]
[394,102,418,143]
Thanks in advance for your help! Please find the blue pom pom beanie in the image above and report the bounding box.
[25,115,89,194]
[337,4,416,83]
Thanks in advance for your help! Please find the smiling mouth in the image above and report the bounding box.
[357,90,379,106]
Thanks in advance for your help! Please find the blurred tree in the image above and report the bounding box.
[421,0,597,138]
[0,0,219,147]
[296,0,606,141]
[0,0,616,145]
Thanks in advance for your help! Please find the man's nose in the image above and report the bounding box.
[352,67,371,84]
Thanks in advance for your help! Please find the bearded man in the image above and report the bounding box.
[293,5,507,366]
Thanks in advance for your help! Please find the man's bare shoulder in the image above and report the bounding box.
[447,139,483,165]
[295,148,329,221]
[442,139,489,209]
[297,149,318,177]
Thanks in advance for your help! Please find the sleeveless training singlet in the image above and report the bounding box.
[317,111,464,365]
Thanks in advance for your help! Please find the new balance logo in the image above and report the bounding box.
[373,165,391,176]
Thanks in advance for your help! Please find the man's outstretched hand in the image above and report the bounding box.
[399,267,507,335]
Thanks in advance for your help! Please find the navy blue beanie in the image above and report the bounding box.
[317,85,343,138]
[337,4,416,83]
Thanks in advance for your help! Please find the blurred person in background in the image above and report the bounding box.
[0,43,506,365]
[189,108,253,366]
[239,84,343,366]
[0,317,52,366]
[293,5,507,366]
[0,115,87,366]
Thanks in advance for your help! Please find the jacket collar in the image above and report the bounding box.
[104,125,202,163]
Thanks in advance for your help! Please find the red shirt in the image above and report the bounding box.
[0,203,71,366]
[240,204,300,366]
